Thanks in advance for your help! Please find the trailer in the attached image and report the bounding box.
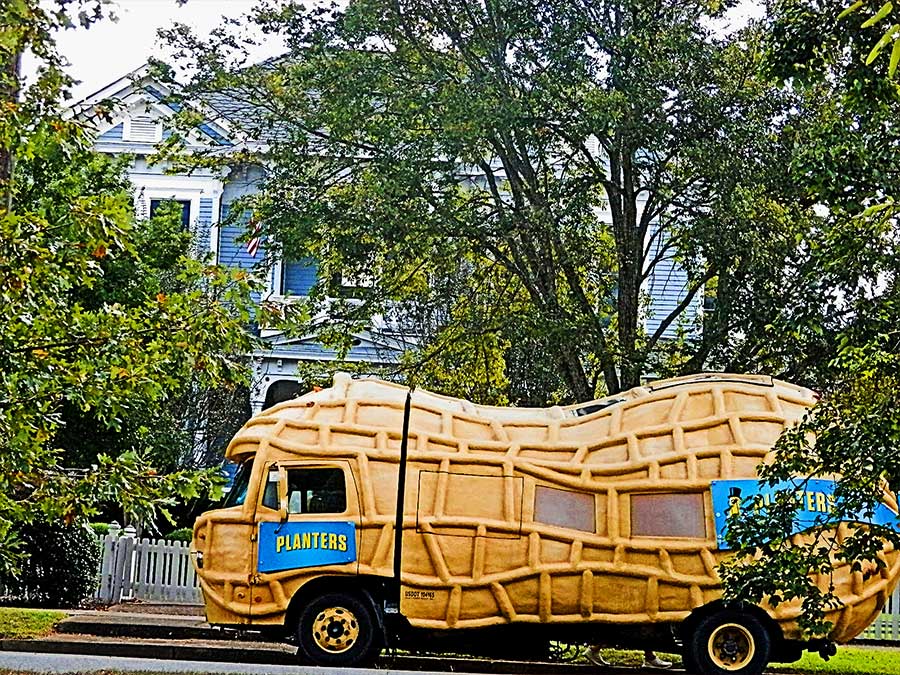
[191,372,900,674]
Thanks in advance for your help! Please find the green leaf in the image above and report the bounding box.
[890,34,900,75]
[860,201,893,217]
[865,27,897,64]
[838,0,865,20]
[861,1,893,28]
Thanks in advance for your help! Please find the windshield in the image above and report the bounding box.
[221,460,253,508]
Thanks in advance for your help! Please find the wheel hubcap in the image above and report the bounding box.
[312,606,359,654]
[708,623,755,671]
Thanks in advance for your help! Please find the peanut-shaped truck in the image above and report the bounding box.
[191,372,900,674]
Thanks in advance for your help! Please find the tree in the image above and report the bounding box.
[0,0,257,575]
[157,0,794,401]
[53,199,253,481]
[153,0,900,639]
[714,0,900,637]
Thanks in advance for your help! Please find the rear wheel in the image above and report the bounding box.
[296,591,382,666]
[686,609,771,675]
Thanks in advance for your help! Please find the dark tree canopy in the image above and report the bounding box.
[158,0,807,402]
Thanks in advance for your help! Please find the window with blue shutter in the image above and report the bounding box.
[281,258,318,296]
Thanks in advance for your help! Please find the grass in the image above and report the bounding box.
[770,645,900,675]
[594,644,900,674]
[592,648,684,667]
[0,607,67,639]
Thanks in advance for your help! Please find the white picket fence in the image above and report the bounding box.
[95,522,201,604]
[861,579,900,641]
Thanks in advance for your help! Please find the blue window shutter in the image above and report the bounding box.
[196,197,214,254]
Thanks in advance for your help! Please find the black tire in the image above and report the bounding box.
[296,591,382,666]
[682,646,701,674]
[686,609,772,675]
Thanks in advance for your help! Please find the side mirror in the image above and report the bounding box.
[277,465,288,522]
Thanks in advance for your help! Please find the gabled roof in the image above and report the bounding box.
[71,63,235,149]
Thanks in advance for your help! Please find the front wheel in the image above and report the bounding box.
[296,591,382,666]
[685,609,772,675]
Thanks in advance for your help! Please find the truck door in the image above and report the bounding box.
[250,461,361,623]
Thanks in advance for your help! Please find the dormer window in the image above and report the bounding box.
[123,115,162,143]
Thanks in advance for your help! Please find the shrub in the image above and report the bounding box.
[164,527,193,543]
[89,523,109,537]
[0,522,99,608]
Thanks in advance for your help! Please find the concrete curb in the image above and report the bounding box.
[56,619,224,641]
[0,638,297,666]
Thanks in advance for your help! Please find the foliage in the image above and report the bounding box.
[719,303,900,635]
[839,0,900,77]
[0,523,99,608]
[0,0,258,576]
[156,0,797,401]
[0,607,66,639]
[53,199,253,478]
[163,527,193,543]
[89,523,110,537]
[716,0,900,638]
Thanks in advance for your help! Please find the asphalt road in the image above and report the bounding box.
[0,651,433,675]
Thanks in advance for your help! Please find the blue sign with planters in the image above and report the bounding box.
[711,478,898,550]
[257,521,356,573]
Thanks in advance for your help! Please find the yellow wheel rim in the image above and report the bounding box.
[708,622,756,671]
[311,605,360,654]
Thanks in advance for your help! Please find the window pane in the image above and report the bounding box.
[534,485,596,532]
[221,460,252,508]
[261,470,279,510]
[631,493,705,538]
[149,199,191,229]
[286,468,347,514]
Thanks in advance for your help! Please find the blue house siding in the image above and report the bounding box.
[99,123,124,142]
[645,222,696,339]
[218,202,268,304]
[218,206,265,270]
[219,165,266,270]
[282,259,318,296]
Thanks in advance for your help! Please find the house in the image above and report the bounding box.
[75,65,698,416]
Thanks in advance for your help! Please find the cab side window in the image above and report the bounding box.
[286,468,347,514]
[261,472,279,510]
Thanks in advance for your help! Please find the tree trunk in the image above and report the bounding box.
[0,49,21,213]
[614,151,644,392]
